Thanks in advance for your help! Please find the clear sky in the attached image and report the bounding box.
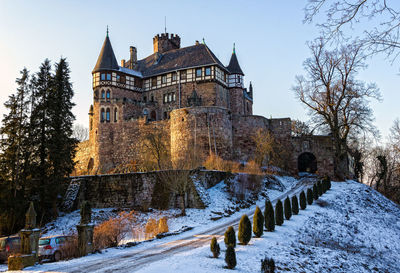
[0,0,398,141]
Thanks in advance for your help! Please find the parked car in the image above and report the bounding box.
[38,235,71,262]
[0,236,21,263]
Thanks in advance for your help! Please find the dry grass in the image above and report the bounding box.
[58,235,79,260]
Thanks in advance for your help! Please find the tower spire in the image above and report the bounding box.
[106,25,109,37]
[233,43,235,54]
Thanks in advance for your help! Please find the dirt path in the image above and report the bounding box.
[26,177,316,273]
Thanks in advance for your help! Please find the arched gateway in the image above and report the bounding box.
[298,152,317,173]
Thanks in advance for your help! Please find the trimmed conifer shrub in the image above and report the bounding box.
[275,200,284,226]
[264,200,275,232]
[261,257,275,273]
[225,245,237,269]
[307,188,313,205]
[291,195,299,215]
[299,191,307,210]
[284,196,292,220]
[210,237,220,258]
[224,226,236,248]
[317,181,323,196]
[327,178,332,190]
[253,206,264,238]
[313,184,319,200]
[238,214,252,245]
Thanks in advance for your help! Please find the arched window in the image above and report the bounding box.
[101,90,105,99]
[106,90,111,100]
[114,108,118,122]
[100,108,105,122]
[106,108,110,122]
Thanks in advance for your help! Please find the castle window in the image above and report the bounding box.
[168,93,172,102]
[162,75,167,84]
[196,68,202,78]
[224,73,227,82]
[106,90,110,100]
[163,94,167,104]
[172,72,177,82]
[100,108,105,122]
[106,73,111,81]
[163,112,167,120]
[180,70,187,80]
[106,108,110,122]
[237,76,241,83]
[173,93,176,101]
[101,73,106,81]
[151,95,154,102]
[205,67,211,76]
[151,77,157,88]
[143,96,147,103]
[101,90,105,99]
[114,108,118,122]
[116,74,120,82]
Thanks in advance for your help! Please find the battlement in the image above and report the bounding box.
[153,33,181,53]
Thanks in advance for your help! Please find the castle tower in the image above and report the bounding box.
[227,44,246,115]
[153,33,181,53]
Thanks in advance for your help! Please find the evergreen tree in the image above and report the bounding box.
[0,69,32,235]
[210,237,220,258]
[224,226,236,248]
[261,257,275,273]
[264,200,275,232]
[284,196,292,220]
[307,188,313,205]
[313,184,319,200]
[238,214,252,245]
[275,199,284,226]
[291,195,299,215]
[253,206,264,238]
[299,191,307,210]
[317,181,323,196]
[225,245,237,269]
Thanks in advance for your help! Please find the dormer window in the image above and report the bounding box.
[196,68,202,78]
[205,67,211,76]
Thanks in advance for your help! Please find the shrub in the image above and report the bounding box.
[317,181,323,196]
[264,200,275,232]
[157,217,169,234]
[291,195,299,215]
[93,211,136,250]
[284,196,292,220]
[225,245,237,269]
[275,199,284,226]
[238,214,252,245]
[261,257,275,273]
[145,218,158,239]
[253,206,264,238]
[224,226,236,248]
[58,235,79,259]
[313,184,319,200]
[307,188,313,205]
[299,191,307,210]
[210,237,220,258]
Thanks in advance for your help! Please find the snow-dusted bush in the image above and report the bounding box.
[264,200,275,232]
[224,226,236,248]
[145,218,158,239]
[299,191,307,210]
[261,256,275,273]
[157,217,169,234]
[292,195,299,215]
[225,245,237,269]
[284,196,292,220]
[253,206,264,237]
[313,184,319,200]
[307,188,313,205]
[210,237,220,258]
[238,214,252,245]
[275,199,284,226]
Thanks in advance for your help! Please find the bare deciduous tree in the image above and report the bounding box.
[72,124,89,142]
[291,119,312,137]
[304,0,400,61]
[293,38,381,178]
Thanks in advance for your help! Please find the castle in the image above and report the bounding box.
[74,31,335,176]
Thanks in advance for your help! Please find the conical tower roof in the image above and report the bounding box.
[92,34,119,73]
[227,44,244,75]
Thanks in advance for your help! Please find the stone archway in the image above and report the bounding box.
[298,152,317,173]
[150,110,157,121]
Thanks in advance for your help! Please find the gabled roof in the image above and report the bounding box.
[227,51,244,75]
[129,44,228,77]
[92,35,119,73]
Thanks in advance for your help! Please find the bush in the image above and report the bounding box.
[284,196,292,220]
[307,188,313,205]
[264,200,275,232]
[317,181,323,196]
[261,257,275,273]
[291,195,299,215]
[299,191,307,210]
[225,245,237,269]
[94,211,136,250]
[210,237,220,258]
[224,226,236,248]
[145,218,158,239]
[157,217,169,234]
[238,214,252,245]
[313,184,319,200]
[275,200,284,226]
[253,206,264,238]
[58,235,79,259]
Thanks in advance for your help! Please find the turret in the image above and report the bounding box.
[92,30,119,74]
[153,33,181,54]
[227,43,244,88]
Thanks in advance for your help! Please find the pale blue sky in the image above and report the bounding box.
[0,0,398,140]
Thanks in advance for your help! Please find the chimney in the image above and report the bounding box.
[195,40,200,45]
[129,46,137,69]
[121,59,126,67]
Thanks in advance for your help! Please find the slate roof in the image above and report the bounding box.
[92,35,119,73]
[227,52,244,75]
[129,44,229,77]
